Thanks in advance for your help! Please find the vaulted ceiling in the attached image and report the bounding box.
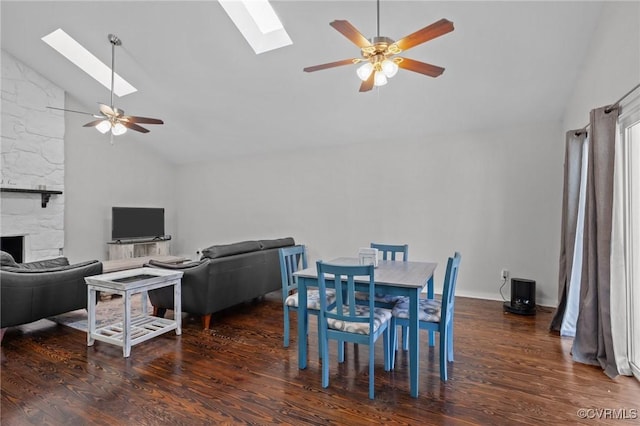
[1,1,604,164]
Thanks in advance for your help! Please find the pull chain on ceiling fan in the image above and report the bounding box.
[303,0,454,92]
[48,34,164,140]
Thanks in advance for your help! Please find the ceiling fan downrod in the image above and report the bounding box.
[108,34,121,110]
[376,0,380,38]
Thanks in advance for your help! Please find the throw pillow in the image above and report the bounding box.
[0,251,20,268]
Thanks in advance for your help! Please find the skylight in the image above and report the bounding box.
[42,28,137,97]
[218,0,292,54]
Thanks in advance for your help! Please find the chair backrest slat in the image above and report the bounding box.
[370,243,409,262]
[278,245,308,302]
[317,262,375,326]
[440,252,461,329]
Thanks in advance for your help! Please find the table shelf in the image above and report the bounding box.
[91,315,177,347]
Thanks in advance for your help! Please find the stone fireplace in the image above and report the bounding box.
[1,50,65,261]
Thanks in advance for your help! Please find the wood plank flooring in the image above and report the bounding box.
[1,294,638,425]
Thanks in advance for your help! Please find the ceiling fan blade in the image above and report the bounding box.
[304,58,360,73]
[393,19,454,52]
[397,57,445,77]
[99,103,116,117]
[120,121,150,133]
[47,106,97,117]
[122,116,164,125]
[359,71,375,92]
[83,119,106,128]
[330,20,372,48]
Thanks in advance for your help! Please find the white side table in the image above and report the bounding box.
[85,267,183,357]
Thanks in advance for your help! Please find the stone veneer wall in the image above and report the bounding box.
[1,50,66,261]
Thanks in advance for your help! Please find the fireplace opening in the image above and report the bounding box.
[1,236,24,263]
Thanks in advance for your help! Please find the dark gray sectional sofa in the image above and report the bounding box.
[147,237,294,329]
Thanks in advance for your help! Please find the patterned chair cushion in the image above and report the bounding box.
[286,289,336,310]
[354,291,369,301]
[392,297,442,323]
[326,305,392,335]
[354,291,402,304]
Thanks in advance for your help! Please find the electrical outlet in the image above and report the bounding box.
[501,269,509,280]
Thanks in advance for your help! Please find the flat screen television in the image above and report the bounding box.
[111,207,165,241]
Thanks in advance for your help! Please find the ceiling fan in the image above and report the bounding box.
[49,34,163,138]
[303,0,454,92]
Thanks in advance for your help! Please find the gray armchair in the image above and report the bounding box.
[0,251,102,333]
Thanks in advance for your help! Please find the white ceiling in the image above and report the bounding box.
[1,1,604,164]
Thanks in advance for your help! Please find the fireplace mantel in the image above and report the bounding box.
[1,187,63,208]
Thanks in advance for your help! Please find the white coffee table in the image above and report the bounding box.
[85,267,183,357]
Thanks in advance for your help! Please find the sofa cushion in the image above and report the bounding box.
[0,251,20,268]
[202,240,262,259]
[259,237,295,250]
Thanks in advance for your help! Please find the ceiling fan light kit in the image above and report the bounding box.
[303,0,454,92]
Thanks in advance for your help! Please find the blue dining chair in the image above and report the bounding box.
[356,243,411,350]
[389,252,461,381]
[371,243,409,263]
[279,246,335,350]
[316,261,392,399]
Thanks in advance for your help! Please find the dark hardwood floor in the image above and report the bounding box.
[1,294,638,425]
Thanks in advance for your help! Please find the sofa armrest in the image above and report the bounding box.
[146,258,213,316]
[20,257,70,270]
[145,259,207,270]
[5,260,100,274]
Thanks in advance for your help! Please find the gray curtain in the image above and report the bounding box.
[571,105,619,378]
[550,131,587,332]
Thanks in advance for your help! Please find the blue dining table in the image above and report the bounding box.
[293,257,437,398]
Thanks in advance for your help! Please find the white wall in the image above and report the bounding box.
[175,121,564,306]
[563,2,640,130]
[63,94,177,263]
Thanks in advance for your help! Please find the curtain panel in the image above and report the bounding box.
[571,106,619,378]
[550,131,587,332]
[610,121,632,376]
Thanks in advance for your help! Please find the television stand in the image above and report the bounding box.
[107,239,171,260]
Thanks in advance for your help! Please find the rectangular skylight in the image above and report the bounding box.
[218,0,292,54]
[42,28,137,97]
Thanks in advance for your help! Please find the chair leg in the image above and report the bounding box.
[283,306,290,347]
[429,330,435,347]
[201,313,212,330]
[390,321,397,369]
[447,321,454,362]
[439,328,448,381]
[402,325,409,351]
[316,320,324,360]
[383,328,390,371]
[321,331,330,389]
[369,336,375,399]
